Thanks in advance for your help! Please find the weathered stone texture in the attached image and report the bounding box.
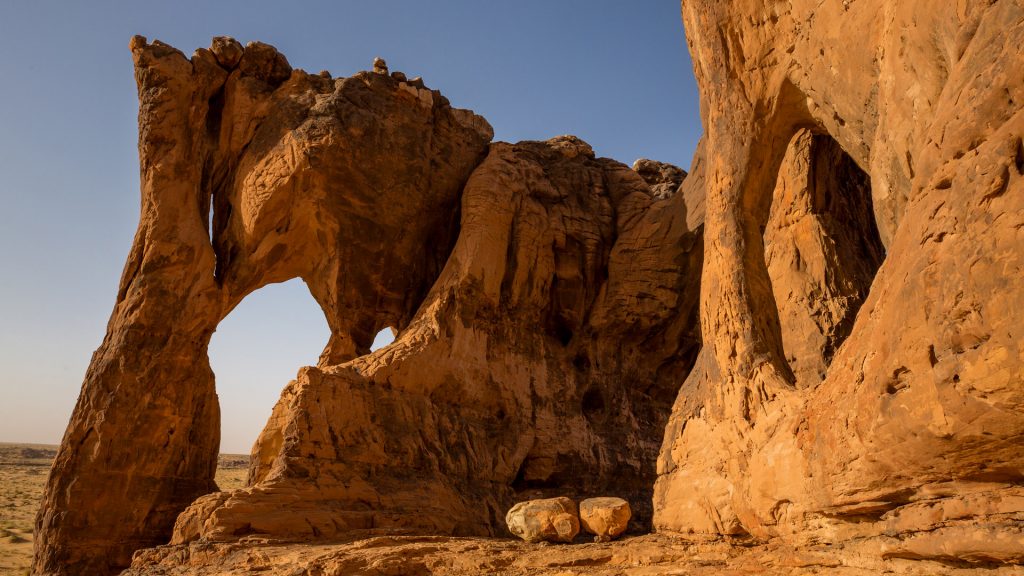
[654,0,1024,566]
[33,0,1024,572]
[34,38,703,575]
[169,135,703,545]
[33,36,493,575]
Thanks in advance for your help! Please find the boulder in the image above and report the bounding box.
[506,497,580,543]
[579,497,631,542]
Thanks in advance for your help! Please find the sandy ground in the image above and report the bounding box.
[0,443,248,576]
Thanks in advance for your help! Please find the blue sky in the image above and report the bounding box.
[0,0,701,453]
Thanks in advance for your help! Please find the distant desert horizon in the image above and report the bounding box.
[0,443,250,576]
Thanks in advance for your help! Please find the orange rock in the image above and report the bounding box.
[34,0,1024,571]
[33,38,703,575]
[580,497,632,542]
[33,35,493,575]
[506,497,580,543]
[654,0,1024,566]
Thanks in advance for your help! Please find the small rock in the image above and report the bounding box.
[391,71,407,82]
[210,36,244,70]
[579,497,630,542]
[373,57,388,74]
[239,41,292,85]
[632,158,687,199]
[506,497,580,543]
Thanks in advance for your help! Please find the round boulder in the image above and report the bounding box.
[579,497,631,542]
[505,496,580,543]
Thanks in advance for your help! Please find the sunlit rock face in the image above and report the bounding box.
[35,0,1024,571]
[33,37,703,575]
[655,0,1024,566]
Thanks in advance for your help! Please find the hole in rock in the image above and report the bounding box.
[581,386,606,416]
[369,326,397,352]
[208,278,330,487]
[763,129,886,388]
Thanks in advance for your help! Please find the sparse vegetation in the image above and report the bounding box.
[0,443,248,575]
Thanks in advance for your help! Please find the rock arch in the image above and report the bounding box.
[34,37,705,575]
[33,36,492,575]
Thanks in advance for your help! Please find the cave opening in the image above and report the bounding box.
[207,278,330,487]
[762,129,886,388]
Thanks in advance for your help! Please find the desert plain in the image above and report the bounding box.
[0,444,247,576]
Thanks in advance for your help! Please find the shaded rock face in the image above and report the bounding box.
[34,39,703,575]
[655,0,1024,566]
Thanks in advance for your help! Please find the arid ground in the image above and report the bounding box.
[5,442,1020,575]
[0,443,247,576]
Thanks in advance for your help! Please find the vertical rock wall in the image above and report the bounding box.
[655,0,1024,564]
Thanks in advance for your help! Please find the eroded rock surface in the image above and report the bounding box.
[124,534,1024,576]
[33,36,492,575]
[34,0,1024,571]
[655,0,1024,567]
[167,135,703,546]
[34,38,703,575]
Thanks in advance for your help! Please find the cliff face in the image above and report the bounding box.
[655,0,1024,564]
[34,1,1024,573]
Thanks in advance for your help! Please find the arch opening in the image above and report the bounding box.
[369,326,397,352]
[762,129,886,388]
[207,278,331,487]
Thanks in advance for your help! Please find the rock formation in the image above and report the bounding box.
[34,37,702,575]
[654,0,1024,567]
[580,497,632,542]
[34,0,1024,572]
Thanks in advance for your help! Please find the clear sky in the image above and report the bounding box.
[0,0,701,454]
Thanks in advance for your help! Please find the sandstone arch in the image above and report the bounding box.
[35,37,705,575]
[33,36,492,575]
[34,1,1024,572]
